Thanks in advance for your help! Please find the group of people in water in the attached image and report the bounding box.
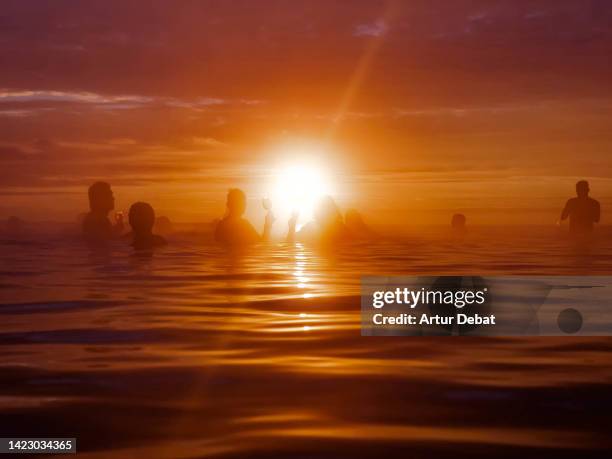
[82,180,375,249]
[80,179,601,250]
[213,188,375,246]
[82,182,167,249]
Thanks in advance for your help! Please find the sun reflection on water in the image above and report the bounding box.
[3,232,612,456]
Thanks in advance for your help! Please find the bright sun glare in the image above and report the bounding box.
[269,162,333,226]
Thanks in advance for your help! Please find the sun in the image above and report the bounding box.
[268,161,333,227]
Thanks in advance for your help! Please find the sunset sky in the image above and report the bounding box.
[1,0,611,226]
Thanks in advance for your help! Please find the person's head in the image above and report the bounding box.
[226,188,246,217]
[576,180,590,198]
[88,182,115,214]
[315,196,342,227]
[451,213,466,229]
[129,202,155,235]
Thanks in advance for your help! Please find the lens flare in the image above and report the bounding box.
[269,162,333,225]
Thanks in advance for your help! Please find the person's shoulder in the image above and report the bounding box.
[240,218,260,238]
[238,217,256,228]
[588,197,600,205]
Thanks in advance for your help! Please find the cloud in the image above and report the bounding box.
[353,20,387,37]
[0,90,152,105]
[0,109,40,117]
[392,99,612,118]
[0,90,262,112]
[191,137,229,148]
[165,97,226,108]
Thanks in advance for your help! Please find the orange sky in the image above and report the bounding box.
[0,0,611,225]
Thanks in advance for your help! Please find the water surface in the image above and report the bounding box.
[1,227,611,457]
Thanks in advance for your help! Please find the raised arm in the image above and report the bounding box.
[262,210,274,242]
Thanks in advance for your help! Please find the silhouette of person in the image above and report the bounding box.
[215,188,272,245]
[128,202,167,250]
[82,182,124,245]
[345,208,376,239]
[560,180,600,236]
[288,195,350,244]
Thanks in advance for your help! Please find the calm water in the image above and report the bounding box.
[1,227,612,458]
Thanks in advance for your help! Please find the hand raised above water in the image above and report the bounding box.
[288,211,299,230]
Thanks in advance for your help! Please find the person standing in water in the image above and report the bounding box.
[215,188,273,245]
[82,181,124,245]
[560,180,600,236]
[128,202,167,250]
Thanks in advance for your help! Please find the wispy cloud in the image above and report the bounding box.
[353,20,388,37]
[165,97,226,108]
[0,109,42,117]
[392,99,612,118]
[0,90,152,105]
[190,137,229,148]
[0,90,262,112]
